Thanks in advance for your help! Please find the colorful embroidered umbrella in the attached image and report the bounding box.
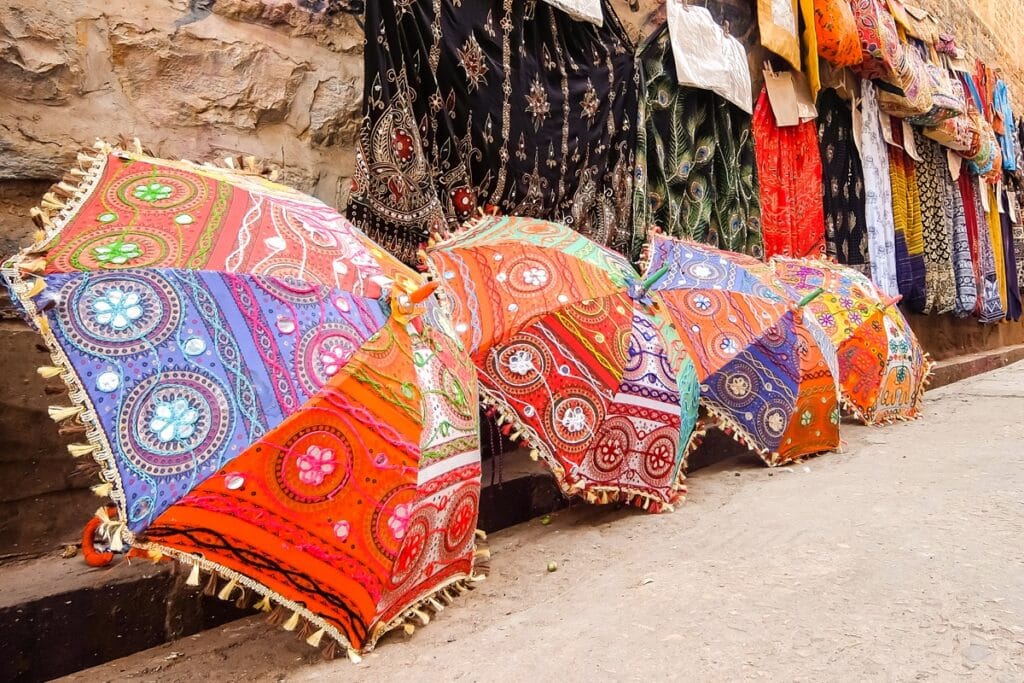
[425,214,700,512]
[769,256,933,423]
[644,234,841,465]
[2,143,484,659]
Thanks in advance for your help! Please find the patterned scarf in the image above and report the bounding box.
[911,130,957,314]
[999,192,1023,321]
[986,185,1009,315]
[632,26,763,259]
[858,81,899,298]
[959,173,1005,323]
[348,0,638,262]
[948,166,978,317]
[886,119,927,313]
[752,89,826,258]
[816,88,869,274]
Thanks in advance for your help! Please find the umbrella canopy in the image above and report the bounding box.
[2,143,484,658]
[644,234,841,465]
[770,256,933,423]
[426,214,700,512]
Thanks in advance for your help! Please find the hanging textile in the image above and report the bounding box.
[986,185,1009,313]
[758,0,801,70]
[992,80,1017,172]
[886,119,927,313]
[633,26,763,258]
[664,2,752,113]
[799,0,820,100]
[959,173,1004,323]
[999,192,1023,321]
[858,81,899,298]
[816,88,868,273]
[348,0,638,262]
[540,0,603,25]
[912,130,957,314]
[947,162,978,317]
[752,89,826,258]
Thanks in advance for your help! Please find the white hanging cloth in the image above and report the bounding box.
[540,0,603,26]
[666,0,753,114]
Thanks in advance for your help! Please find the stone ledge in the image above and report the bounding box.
[0,556,246,681]
[928,343,1024,391]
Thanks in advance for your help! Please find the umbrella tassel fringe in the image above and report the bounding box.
[479,386,687,511]
[37,365,63,379]
[701,403,781,465]
[67,442,98,458]
[217,577,239,601]
[48,405,83,423]
[138,541,484,662]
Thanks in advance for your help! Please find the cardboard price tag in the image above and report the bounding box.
[763,64,817,127]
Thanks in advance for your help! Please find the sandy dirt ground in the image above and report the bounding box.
[68,361,1024,682]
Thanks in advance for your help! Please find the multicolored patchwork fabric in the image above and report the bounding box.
[770,257,932,424]
[39,269,387,531]
[646,235,840,465]
[2,145,483,656]
[146,313,482,653]
[426,215,700,511]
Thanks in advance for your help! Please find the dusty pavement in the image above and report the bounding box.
[69,361,1024,682]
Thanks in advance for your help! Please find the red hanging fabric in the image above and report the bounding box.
[752,88,826,258]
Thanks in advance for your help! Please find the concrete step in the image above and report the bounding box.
[928,343,1024,390]
[0,555,246,682]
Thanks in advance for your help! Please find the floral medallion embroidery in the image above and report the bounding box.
[149,398,200,444]
[457,34,489,91]
[560,406,588,433]
[388,502,412,539]
[93,241,142,265]
[581,79,600,121]
[133,182,174,203]
[92,288,144,330]
[296,445,337,486]
[507,349,534,375]
[525,76,551,131]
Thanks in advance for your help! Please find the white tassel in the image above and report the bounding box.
[305,627,326,647]
[67,443,97,458]
[217,578,239,601]
[91,482,113,497]
[48,405,83,422]
[283,611,301,631]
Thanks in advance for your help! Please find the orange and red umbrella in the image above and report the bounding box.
[770,257,933,423]
[426,214,701,511]
[2,143,483,659]
[644,234,841,464]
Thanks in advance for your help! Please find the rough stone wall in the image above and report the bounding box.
[0,0,364,255]
[914,0,1024,97]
